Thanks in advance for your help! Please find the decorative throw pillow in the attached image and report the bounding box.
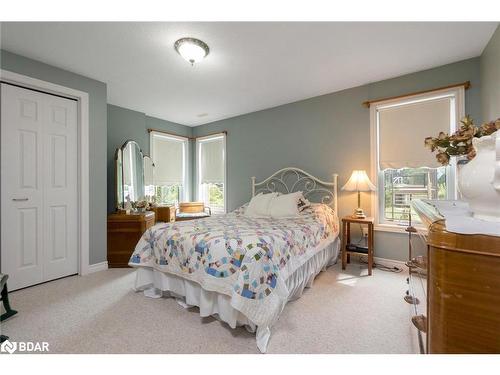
[268,191,302,218]
[297,196,311,211]
[245,192,278,217]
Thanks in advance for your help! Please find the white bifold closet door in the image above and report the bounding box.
[1,83,78,290]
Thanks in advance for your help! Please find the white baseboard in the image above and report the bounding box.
[87,261,108,274]
[350,253,406,268]
[373,256,406,267]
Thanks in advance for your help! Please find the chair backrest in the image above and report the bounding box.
[178,202,205,213]
[0,273,8,290]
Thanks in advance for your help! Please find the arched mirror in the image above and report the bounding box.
[116,148,124,208]
[116,140,146,209]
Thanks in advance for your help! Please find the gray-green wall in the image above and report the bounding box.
[0,49,108,265]
[480,25,500,121]
[193,57,481,261]
[2,47,492,264]
[107,104,193,213]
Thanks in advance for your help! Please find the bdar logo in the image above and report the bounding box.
[0,340,49,353]
[1,340,17,354]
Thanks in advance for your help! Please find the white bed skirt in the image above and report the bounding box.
[134,237,340,353]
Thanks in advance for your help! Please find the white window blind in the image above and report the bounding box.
[378,97,453,170]
[197,133,226,214]
[144,159,154,186]
[151,132,187,185]
[144,158,154,197]
[199,136,224,184]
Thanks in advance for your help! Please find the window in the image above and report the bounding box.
[197,133,226,214]
[370,87,464,230]
[381,167,448,223]
[150,131,189,206]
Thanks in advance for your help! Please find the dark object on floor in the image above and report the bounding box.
[1,273,18,324]
[347,244,368,254]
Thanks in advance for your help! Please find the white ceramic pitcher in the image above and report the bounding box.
[458,130,500,221]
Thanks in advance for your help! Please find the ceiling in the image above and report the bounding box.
[1,22,497,126]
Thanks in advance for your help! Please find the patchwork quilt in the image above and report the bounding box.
[129,203,339,326]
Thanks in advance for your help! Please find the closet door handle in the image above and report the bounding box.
[12,198,29,201]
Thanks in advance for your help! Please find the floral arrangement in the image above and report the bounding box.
[148,195,158,208]
[425,116,500,165]
[132,199,149,211]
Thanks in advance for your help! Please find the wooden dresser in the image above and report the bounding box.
[107,211,155,268]
[412,200,500,353]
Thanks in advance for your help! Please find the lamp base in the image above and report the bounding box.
[352,207,366,219]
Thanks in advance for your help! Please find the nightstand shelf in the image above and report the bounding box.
[341,216,374,275]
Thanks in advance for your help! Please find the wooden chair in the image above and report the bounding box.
[1,273,18,343]
[175,202,211,221]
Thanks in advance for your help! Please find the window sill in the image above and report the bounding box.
[374,223,428,235]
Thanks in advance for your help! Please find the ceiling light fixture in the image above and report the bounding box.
[174,37,209,66]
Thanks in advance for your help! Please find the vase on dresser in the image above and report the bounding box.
[457,130,500,222]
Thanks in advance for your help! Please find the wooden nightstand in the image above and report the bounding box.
[150,205,175,223]
[341,216,374,275]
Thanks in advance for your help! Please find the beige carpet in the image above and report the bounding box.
[0,260,419,354]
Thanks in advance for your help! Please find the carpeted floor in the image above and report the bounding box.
[0,260,419,354]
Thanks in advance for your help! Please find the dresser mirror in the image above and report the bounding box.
[116,140,155,209]
[116,148,124,209]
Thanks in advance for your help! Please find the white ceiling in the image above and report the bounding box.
[1,22,497,126]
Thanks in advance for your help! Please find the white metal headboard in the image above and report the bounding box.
[252,167,339,213]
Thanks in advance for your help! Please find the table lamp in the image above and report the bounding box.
[342,170,376,218]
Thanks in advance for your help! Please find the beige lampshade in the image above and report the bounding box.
[342,170,376,192]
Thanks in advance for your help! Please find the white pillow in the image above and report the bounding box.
[245,192,278,217]
[268,191,302,218]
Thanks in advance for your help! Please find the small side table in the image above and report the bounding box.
[150,205,175,223]
[341,216,374,276]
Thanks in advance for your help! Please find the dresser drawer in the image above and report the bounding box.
[107,212,155,268]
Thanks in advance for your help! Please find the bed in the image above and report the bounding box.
[129,167,340,352]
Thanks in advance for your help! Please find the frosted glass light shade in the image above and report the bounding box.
[342,170,376,192]
[174,38,209,65]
